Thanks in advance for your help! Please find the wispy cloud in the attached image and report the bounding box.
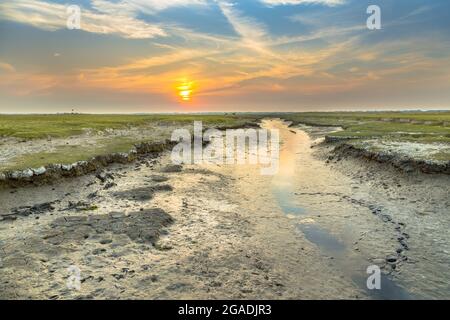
[0,0,166,39]
[0,62,16,73]
[1,0,450,111]
[259,0,345,7]
[91,0,207,15]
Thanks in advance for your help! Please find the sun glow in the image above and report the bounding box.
[177,81,194,102]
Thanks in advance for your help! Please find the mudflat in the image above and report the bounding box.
[0,117,448,299]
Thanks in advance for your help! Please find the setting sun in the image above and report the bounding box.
[177,81,194,102]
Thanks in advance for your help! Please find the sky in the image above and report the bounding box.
[0,0,449,113]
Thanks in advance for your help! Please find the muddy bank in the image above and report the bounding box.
[0,140,174,189]
[328,141,450,175]
[285,120,450,175]
[0,122,261,189]
[299,126,449,175]
[307,141,450,298]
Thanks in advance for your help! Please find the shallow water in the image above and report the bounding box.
[264,119,414,300]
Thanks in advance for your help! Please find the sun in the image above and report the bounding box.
[177,81,194,102]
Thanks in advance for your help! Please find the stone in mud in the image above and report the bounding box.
[104,182,117,190]
[10,169,34,180]
[92,248,106,255]
[10,202,56,218]
[96,172,107,182]
[386,255,397,263]
[111,274,123,281]
[150,175,169,182]
[61,164,73,171]
[65,201,96,212]
[399,240,409,250]
[32,167,46,176]
[96,172,114,183]
[87,192,98,199]
[0,213,17,221]
[149,275,158,282]
[160,165,183,173]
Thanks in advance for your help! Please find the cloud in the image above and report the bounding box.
[1,0,449,111]
[0,0,166,39]
[0,70,58,96]
[117,0,207,13]
[0,62,16,73]
[216,1,275,58]
[90,0,207,15]
[217,2,267,41]
[259,0,345,6]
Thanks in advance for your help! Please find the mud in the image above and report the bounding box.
[0,120,448,300]
[289,122,450,175]
[0,140,174,189]
[329,142,450,175]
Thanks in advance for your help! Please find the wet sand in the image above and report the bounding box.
[0,120,448,299]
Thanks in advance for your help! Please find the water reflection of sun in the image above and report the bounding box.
[177,81,194,102]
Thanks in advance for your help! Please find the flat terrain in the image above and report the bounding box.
[0,114,253,139]
[278,111,450,162]
[0,114,257,172]
[0,119,448,299]
[1,112,449,174]
[0,112,449,299]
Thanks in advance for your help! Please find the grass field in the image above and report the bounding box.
[0,114,254,140]
[1,112,449,172]
[3,137,140,171]
[0,113,259,172]
[278,111,450,144]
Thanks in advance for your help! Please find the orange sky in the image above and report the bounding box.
[1,0,450,113]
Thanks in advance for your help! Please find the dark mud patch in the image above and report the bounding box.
[0,208,174,298]
[160,164,183,173]
[149,175,170,182]
[1,201,59,221]
[62,201,98,212]
[47,209,174,245]
[112,184,173,201]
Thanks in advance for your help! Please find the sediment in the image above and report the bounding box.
[0,140,175,188]
[331,142,450,175]
[0,121,260,189]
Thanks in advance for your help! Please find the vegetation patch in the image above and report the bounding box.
[0,114,257,140]
[0,137,140,171]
